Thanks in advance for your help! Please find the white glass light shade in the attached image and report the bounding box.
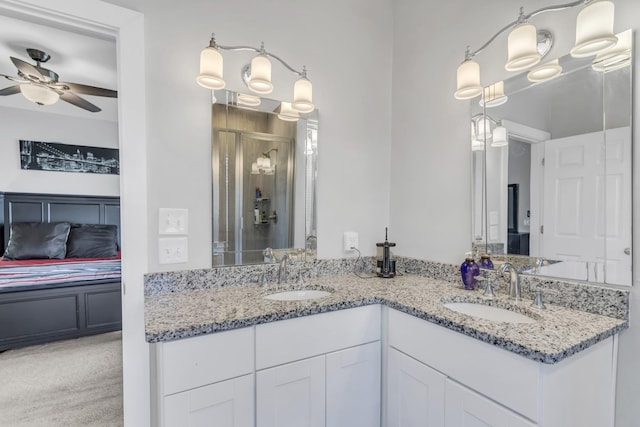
[248,55,273,94]
[593,30,632,72]
[455,59,482,100]
[237,93,261,107]
[197,46,225,90]
[257,156,271,170]
[278,102,300,122]
[480,81,508,108]
[472,138,485,151]
[492,126,508,147]
[571,0,617,58]
[20,84,59,105]
[292,77,314,113]
[505,23,542,71]
[476,117,492,141]
[251,162,259,174]
[527,59,563,82]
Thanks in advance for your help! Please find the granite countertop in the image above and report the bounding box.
[144,274,627,364]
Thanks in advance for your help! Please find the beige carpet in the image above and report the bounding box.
[0,332,123,427]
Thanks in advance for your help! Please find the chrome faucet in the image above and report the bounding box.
[277,253,291,284]
[500,262,521,302]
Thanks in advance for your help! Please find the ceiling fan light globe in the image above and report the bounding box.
[20,84,59,105]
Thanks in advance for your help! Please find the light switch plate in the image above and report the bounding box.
[159,208,188,235]
[159,237,188,264]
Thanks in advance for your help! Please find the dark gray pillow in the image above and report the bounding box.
[66,224,118,258]
[3,222,71,260]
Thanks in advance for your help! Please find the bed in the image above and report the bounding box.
[0,192,122,351]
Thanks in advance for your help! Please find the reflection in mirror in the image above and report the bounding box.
[212,90,318,266]
[471,30,632,286]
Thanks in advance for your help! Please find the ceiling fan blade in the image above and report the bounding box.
[59,91,102,112]
[1,74,28,84]
[10,57,44,80]
[58,82,117,98]
[0,85,20,96]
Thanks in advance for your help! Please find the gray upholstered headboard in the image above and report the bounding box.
[0,192,121,254]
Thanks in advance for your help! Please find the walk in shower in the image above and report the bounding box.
[211,92,317,266]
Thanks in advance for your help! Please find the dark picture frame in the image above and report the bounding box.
[19,140,119,175]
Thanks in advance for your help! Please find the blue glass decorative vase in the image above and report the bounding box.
[478,254,494,270]
[460,257,479,290]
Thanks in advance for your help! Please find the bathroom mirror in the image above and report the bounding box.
[471,29,633,286]
[211,90,318,266]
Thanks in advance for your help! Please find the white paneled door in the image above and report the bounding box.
[542,127,631,284]
[387,347,446,426]
[257,355,325,427]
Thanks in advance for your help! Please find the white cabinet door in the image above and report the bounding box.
[326,341,381,427]
[164,374,254,427]
[387,347,446,427]
[256,355,325,427]
[445,380,536,427]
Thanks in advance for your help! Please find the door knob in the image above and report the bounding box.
[624,248,631,255]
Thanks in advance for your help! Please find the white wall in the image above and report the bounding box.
[391,0,640,425]
[102,0,394,271]
[0,106,119,196]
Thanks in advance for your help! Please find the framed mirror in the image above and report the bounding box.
[211,90,318,266]
[471,29,633,286]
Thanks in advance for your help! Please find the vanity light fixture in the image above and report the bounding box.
[505,9,541,72]
[252,148,278,175]
[592,30,632,72]
[277,102,300,122]
[528,59,563,82]
[492,125,509,147]
[237,93,261,107]
[197,34,315,113]
[479,81,508,108]
[454,0,617,100]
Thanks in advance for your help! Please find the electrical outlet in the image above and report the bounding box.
[159,208,189,235]
[343,231,358,252]
[159,237,188,264]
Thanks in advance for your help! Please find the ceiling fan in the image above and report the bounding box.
[0,48,117,112]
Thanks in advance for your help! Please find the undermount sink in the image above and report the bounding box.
[263,289,333,301]
[443,302,537,324]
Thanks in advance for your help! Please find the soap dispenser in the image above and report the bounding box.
[376,227,396,278]
[460,252,479,290]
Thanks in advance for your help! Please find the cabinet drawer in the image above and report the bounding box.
[158,327,254,395]
[256,305,381,369]
[388,308,539,422]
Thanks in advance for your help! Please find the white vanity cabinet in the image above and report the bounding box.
[151,327,255,427]
[255,305,382,427]
[386,308,618,427]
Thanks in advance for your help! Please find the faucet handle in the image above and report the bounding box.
[476,277,495,298]
[532,289,546,309]
[531,287,559,309]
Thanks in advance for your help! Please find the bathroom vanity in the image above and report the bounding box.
[145,270,626,427]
